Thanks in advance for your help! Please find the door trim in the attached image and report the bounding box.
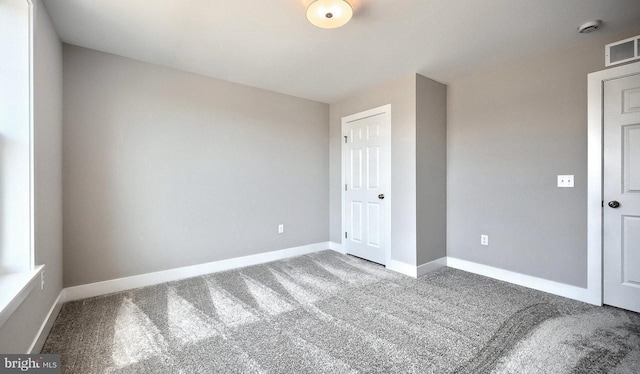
[341,104,392,266]
[587,61,640,306]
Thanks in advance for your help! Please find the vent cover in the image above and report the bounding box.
[606,35,640,67]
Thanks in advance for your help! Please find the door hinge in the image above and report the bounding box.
[345,184,347,191]
[344,136,348,144]
[345,232,348,239]
[602,201,604,208]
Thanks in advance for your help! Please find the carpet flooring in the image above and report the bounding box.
[42,251,640,373]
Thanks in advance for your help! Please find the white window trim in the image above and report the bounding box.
[0,265,44,327]
[0,0,42,329]
[27,0,35,271]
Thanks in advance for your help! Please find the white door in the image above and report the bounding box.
[342,105,391,265]
[603,73,640,313]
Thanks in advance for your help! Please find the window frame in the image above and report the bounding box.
[0,0,44,330]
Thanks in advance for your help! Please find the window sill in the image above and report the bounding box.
[0,265,45,328]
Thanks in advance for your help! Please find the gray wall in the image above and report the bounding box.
[329,74,417,265]
[416,75,447,265]
[62,45,329,287]
[0,0,63,353]
[447,27,640,287]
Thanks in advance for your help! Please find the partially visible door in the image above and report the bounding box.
[343,106,391,265]
[603,73,640,313]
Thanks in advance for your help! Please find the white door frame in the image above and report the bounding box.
[587,61,640,306]
[341,104,392,266]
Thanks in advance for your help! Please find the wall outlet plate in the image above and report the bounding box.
[557,175,574,188]
[278,224,284,234]
[481,235,489,246]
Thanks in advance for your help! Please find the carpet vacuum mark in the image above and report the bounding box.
[42,251,640,373]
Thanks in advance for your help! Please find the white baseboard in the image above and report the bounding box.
[446,257,596,305]
[387,257,446,278]
[29,289,65,354]
[64,242,332,302]
[387,260,417,277]
[27,249,599,353]
[328,241,345,254]
[416,257,448,277]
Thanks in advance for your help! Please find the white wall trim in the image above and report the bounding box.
[28,289,64,354]
[387,260,417,277]
[64,242,332,302]
[447,257,596,304]
[0,265,44,329]
[30,251,606,352]
[587,61,640,307]
[28,0,36,271]
[328,241,345,254]
[386,257,446,278]
[416,257,447,277]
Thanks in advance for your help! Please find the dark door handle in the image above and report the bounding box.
[608,201,620,208]
[378,194,385,200]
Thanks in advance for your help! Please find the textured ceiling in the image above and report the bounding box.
[43,0,640,103]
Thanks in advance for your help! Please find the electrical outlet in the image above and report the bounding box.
[278,224,284,234]
[557,175,574,188]
[40,271,45,290]
[481,235,489,246]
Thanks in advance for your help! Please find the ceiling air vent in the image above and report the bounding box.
[606,35,640,67]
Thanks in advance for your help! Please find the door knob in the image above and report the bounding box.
[608,201,620,208]
[378,194,385,200]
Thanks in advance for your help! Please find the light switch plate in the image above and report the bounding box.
[557,175,574,188]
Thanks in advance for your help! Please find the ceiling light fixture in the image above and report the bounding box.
[578,20,602,33]
[306,0,353,29]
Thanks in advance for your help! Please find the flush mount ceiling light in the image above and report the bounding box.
[578,20,602,33]
[306,0,353,29]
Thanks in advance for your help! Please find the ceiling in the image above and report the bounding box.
[43,0,640,103]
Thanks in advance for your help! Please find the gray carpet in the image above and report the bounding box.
[42,250,640,373]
